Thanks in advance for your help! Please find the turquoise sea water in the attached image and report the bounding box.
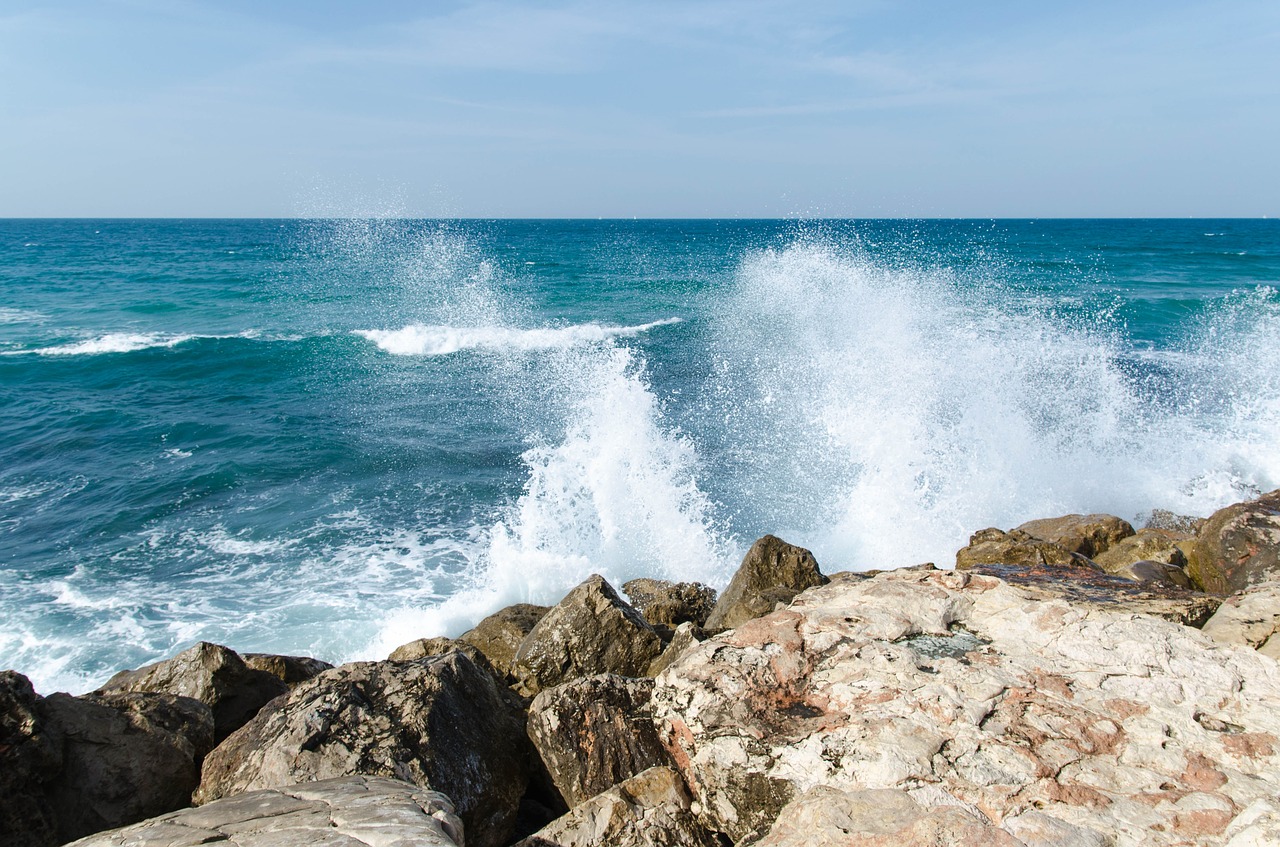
[2,218,1278,694]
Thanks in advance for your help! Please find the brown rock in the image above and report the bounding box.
[622,579,717,628]
[1014,513,1136,558]
[527,674,671,808]
[97,641,287,742]
[460,603,552,682]
[1186,489,1280,594]
[648,623,708,677]
[1113,559,1193,588]
[704,535,827,632]
[1094,528,1190,573]
[388,635,498,678]
[241,653,334,687]
[513,576,662,697]
[514,766,720,847]
[195,651,532,847]
[1,670,215,847]
[955,528,1097,570]
[756,786,1027,847]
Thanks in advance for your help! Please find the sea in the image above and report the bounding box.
[2,218,1278,696]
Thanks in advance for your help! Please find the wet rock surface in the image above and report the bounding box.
[527,674,671,808]
[704,535,826,632]
[97,641,288,742]
[514,575,662,697]
[651,567,1280,846]
[196,650,532,847]
[65,776,464,847]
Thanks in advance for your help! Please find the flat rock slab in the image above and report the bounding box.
[652,568,1280,846]
[64,776,463,847]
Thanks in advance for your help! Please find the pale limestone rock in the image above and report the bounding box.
[1202,580,1280,653]
[651,568,1280,846]
[514,766,718,847]
[64,776,463,847]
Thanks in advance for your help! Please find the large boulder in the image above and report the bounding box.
[1186,489,1280,594]
[622,579,717,629]
[954,528,1096,570]
[97,641,288,742]
[1202,580,1280,658]
[241,653,334,687]
[704,535,826,632]
[389,635,498,677]
[1,671,215,847]
[1014,513,1136,558]
[527,674,670,808]
[64,776,463,847]
[514,766,720,847]
[461,603,551,682]
[756,786,1025,847]
[513,576,662,697]
[195,651,532,847]
[1094,528,1190,573]
[651,567,1280,846]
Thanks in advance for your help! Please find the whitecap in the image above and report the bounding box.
[353,317,682,357]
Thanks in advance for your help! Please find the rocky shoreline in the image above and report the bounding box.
[4,489,1280,847]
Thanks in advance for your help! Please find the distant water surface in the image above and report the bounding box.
[1,218,1277,693]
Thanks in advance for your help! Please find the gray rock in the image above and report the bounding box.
[64,776,463,847]
[756,786,1027,847]
[648,623,707,677]
[514,766,720,847]
[460,603,551,682]
[704,535,827,632]
[1014,513,1136,558]
[98,641,288,742]
[1113,559,1193,588]
[513,576,662,697]
[1,670,215,847]
[1186,489,1280,594]
[955,527,1098,571]
[242,653,334,687]
[622,579,717,628]
[527,674,670,808]
[194,651,531,847]
[1144,509,1207,534]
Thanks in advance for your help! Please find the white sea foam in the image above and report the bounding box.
[0,307,45,324]
[0,329,292,357]
[701,241,1280,570]
[353,318,682,357]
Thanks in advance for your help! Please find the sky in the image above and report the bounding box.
[0,0,1277,218]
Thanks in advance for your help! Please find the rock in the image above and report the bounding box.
[1202,581,1280,657]
[755,786,1026,847]
[97,641,288,742]
[1186,489,1280,594]
[1014,513,1136,558]
[241,653,334,687]
[964,560,1219,626]
[527,674,670,808]
[460,603,551,681]
[514,766,720,847]
[389,635,498,678]
[1145,509,1207,535]
[195,651,532,847]
[623,579,718,628]
[1094,528,1190,573]
[651,567,1280,846]
[1,670,215,847]
[513,575,662,697]
[955,527,1097,570]
[647,623,707,677]
[64,775,463,847]
[1112,559,1193,588]
[704,535,827,632]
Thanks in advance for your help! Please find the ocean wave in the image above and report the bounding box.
[353,318,682,356]
[0,330,291,357]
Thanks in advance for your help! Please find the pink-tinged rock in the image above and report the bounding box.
[651,567,1280,846]
[1186,489,1280,593]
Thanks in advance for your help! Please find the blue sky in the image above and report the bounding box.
[1,0,1277,217]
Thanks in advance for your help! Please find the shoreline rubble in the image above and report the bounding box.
[3,488,1280,846]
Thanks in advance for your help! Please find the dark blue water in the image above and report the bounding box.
[2,219,1278,694]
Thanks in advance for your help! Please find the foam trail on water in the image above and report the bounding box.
[353,317,682,357]
[705,241,1280,571]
